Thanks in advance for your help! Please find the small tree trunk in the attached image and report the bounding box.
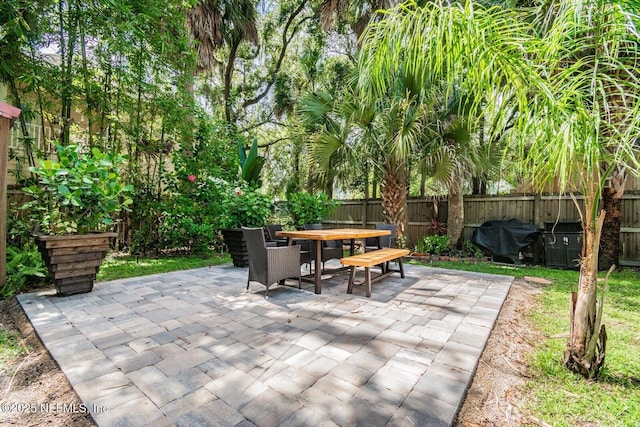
[380,163,408,239]
[564,209,607,379]
[447,178,464,249]
[599,166,626,270]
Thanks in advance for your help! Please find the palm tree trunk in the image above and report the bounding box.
[564,207,607,379]
[447,178,464,249]
[380,163,408,239]
[599,165,626,270]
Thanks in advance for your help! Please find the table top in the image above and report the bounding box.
[275,228,390,241]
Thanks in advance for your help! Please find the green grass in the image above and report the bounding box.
[0,327,26,368]
[416,259,640,426]
[96,252,231,282]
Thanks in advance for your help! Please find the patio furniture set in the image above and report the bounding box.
[242,224,409,298]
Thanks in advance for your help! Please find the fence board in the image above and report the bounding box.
[326,194,639,263]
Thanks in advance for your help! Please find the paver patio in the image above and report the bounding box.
[17,263,513,426]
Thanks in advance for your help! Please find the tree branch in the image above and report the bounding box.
[242,0,309,109]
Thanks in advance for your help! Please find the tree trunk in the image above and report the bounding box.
[472,176,486,195]
[599,166,626,270]
[380,163,408,239]
[447,178,464,249]
[563,209,607,379]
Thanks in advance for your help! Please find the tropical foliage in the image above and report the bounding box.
[219,186,274,229]
[22,143,133,235]
[4,0,640,384]
[287,191,339,228]
[357,0,640,379]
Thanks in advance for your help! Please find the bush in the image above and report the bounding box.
[22,142,133,234]
[159,194,217,254]
[220,185,274,229]
[2,244,48,299]
[461,240,485,258]
[287,191,339,228]
[417,235,450,255]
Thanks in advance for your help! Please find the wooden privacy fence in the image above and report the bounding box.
[8,188,639,263]
[323,194,640,264]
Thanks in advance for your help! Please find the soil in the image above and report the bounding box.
[0,279,542,427]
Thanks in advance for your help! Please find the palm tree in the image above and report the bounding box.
[301,74,433,239]
[420,88,503,249]
[526,0,640,377]
[185,0,258,123]
[357,0,640,378]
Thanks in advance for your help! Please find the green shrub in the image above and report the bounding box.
[220,185,274,229]
[2,244,48,299]
[159,194,217,254]
[461,240,485,258]
[22,142,133,235]
[287,191,339,228]
[417,235,450,255]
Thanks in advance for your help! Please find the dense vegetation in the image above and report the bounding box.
[2,0,639,384]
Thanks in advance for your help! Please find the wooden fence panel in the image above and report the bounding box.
[621,195,640,263]
[10,187,639,263]
[327,194,639,263]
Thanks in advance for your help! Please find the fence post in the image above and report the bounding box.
[363,198,368,227]
[533,194,543,229]
[0,103,22,290]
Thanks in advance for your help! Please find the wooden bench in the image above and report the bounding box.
[340,248,410,297]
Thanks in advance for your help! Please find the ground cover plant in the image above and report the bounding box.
[418,259,640,425]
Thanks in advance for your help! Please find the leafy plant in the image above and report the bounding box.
[22,142,133,235]
[426,217,447,236]
[287,191,339,228]
[220,185,274,229]
[2,244,48,299]
[417,235,450,255]
[238,139,265,188]
[159,195,217,255]
[461,240,485,258]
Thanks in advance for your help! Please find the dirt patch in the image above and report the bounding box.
[0,298,95,427]
[1,279,542,426]
[455,279,544,426]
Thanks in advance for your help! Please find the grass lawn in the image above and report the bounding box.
[96,252,231,282]
[421,260,640,426]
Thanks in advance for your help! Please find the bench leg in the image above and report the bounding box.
[398,257,405,278]
[365,267,371,297]
[347,266,356,294]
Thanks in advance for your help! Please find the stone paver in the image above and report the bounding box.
[17,264,512,426]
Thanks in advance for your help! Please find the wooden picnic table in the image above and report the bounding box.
[275,228,391,294]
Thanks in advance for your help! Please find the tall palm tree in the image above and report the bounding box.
[527,0,640,377]
[421,88,503,249]
[301,74,433,239]
[357,0,640,378]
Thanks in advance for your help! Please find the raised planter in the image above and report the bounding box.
[34,232,117,296]
[221,228,249,268]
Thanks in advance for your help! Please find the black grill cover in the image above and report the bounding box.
[472,219,540,258]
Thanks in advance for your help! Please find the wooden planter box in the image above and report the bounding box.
[34,232,117,296]
[221,228,249,268]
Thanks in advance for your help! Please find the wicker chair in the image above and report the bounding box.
[304,223,344,266]
[266,224,313,271]
[364,223,397,251]
[266,224,289,246]
[242,227,301,298]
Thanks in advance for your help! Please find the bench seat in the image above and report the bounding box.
[340,248,410,297]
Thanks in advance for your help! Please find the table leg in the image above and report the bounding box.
[349,239,355,255]
[314,240,322,294]
[377,236,387,273]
